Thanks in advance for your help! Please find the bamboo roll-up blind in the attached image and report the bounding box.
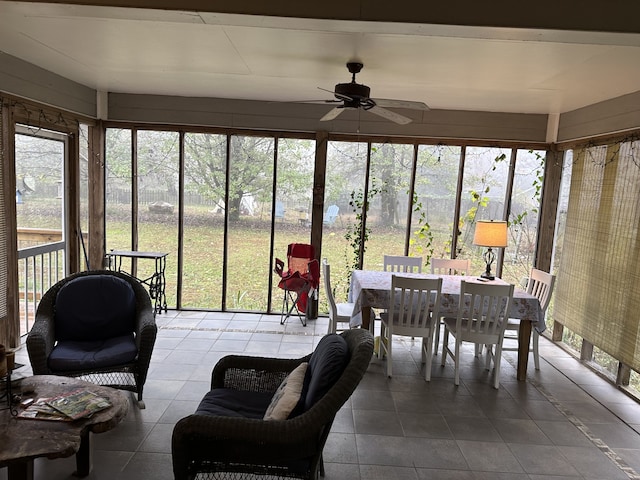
[0,99,7,322]
[554,141,640,372]
[0,98,9,348]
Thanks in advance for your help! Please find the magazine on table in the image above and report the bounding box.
[18,397,72,421]
[18,388,112,421]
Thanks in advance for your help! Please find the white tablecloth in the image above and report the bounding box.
[349,270,544,331]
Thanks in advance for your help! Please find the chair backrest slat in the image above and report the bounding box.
[527,268,556,314]
[383,254,423,273]
[388,275,442,334]
[457,280,514,340]
[322,259,337,319]
[430,258,471,276]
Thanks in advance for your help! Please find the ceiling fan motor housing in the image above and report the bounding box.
[319,61,421,123]
[334,82,371,106]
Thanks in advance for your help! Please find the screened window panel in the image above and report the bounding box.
[105,128,133,253]
[323,141,367,301]
[413,145,461,261]
[183,132,226,309]
[555,142,640,372]
[367,142,413,266]
[227,135,274,311]
[136,130,179,309]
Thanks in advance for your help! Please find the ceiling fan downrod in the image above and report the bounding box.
[346,61,364,82]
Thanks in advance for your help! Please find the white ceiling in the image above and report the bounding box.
[1,1,640,115]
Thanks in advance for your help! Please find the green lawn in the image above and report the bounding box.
[105,221,499,313]
[21,200,528,313]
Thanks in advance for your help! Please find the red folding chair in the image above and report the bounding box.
[274,243,319,326]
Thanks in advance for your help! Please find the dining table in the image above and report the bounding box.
[348,270,544,381]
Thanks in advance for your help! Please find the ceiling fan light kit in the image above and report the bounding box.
[318,62,428,125]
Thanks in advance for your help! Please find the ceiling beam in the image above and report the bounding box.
[12,0,640,34]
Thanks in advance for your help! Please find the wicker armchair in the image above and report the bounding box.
[172,328,374,480]
[26,270,157,408]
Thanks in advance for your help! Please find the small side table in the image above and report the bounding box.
[107,250,168,314]
[0,375,128,480]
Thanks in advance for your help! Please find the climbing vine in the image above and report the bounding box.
[510,149,544,228]
[343,179,386,289]
[457,152,508,255]
[409,191,435,267]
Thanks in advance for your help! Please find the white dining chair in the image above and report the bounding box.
[501,268,555,370]
[430,258,471,276]
[430,258,471,356]
[379,275,442,381]
[322,258,355,334]
[383,254,422,273]
[381,255,423,341]
[441,280,514,389]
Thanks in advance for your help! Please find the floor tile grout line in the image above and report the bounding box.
[159,325,325,337]
[504,355,640,480]
[9,322,639,479]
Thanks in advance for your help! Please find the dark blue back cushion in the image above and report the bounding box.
[55,275,136,342]
[302,333,349,411]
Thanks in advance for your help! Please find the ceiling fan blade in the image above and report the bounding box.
[295,99,341,104]
[372,98,430,111]
[368,105,413,125]
[317,86,352,102]
[320,107,345,122]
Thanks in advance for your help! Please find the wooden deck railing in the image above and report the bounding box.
[17,228,65,336]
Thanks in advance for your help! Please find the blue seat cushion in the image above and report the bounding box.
[48,333,138,371]
[195,389,312,475]
[55,274,136,342]
[196,389,274,419]
[301,333,349,412]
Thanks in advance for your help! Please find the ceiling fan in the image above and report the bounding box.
[317,62,429,125]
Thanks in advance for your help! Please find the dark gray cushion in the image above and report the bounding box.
[196,389,274,419]
[302,334,349,411]
[55,275,136,342]
[48,333,138,371]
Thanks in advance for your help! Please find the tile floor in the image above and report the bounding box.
[4,310,640,480]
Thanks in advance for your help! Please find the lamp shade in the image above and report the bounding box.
[473,220,508,248]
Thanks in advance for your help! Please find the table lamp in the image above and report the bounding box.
[473,220,508,280]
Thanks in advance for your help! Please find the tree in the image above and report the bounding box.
[184,134,275,222]
[184,134,316,222]
[136,130,180,197]
[14,132,64,196]
[371,143,414,225]
[183,132,227,213]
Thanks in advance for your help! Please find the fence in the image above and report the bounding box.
[106,188,217,206]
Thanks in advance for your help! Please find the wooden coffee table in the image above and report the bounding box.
[0,375,128,480]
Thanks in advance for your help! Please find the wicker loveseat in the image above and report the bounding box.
[26,270,157,408]
[171,328,374,480]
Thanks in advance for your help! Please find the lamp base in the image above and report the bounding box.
[481,247,496,281]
